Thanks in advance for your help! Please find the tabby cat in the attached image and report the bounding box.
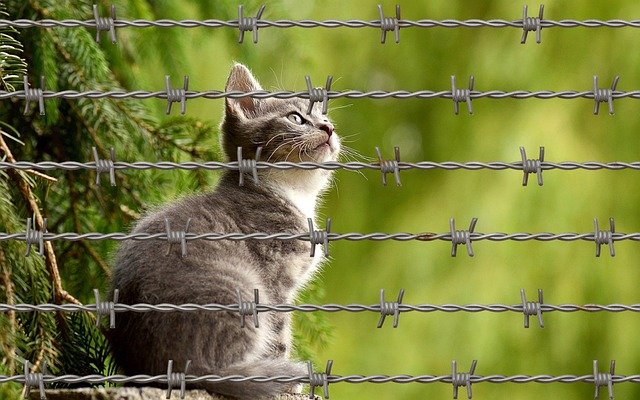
[108,63,340,399]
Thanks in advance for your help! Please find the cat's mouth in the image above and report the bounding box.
[270,132,340,163]
[313,131,339,149]
[312,134,340,157]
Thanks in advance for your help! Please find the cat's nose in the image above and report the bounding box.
[319,123,334,136]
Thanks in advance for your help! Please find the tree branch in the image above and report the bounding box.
[68,173,111,278]
[0,133,80,306]
[0,245,16,374]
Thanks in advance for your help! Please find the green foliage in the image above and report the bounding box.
[0,132,58,397]
[0,1,217,398]
[0,2,27,90]
[56,312,117,388]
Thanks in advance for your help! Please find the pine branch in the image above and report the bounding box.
[0,1,27,91]
[0,132,80,306]
[0,245,16,374]
[68,173,110,278]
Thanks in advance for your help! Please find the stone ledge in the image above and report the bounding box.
[29,388,319,400]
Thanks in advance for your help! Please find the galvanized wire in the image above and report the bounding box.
[1,231,639,242]
[1,372,640,384]
[2,89,640,100]
[2,302,640,314]
[2,18,640,29]
[2,160,640,172]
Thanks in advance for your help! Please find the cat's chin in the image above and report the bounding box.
[311,135,340,162]
[310,144,339,163]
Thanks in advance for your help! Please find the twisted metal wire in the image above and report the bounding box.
[2,89,640,100]
[1,231,640,242]
[2,160,640,172]
[3,18,640,29]
[2,372,640,385]
[2,302,640,314]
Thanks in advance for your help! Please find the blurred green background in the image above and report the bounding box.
[6,0,640,399]
[124,1,640,398]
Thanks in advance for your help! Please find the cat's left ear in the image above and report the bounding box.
[225,63,263,118]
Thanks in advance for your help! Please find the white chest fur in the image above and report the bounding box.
[264,169,331,219]
[264,169,330,287]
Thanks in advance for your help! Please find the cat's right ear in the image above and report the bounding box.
[225,63,263,119]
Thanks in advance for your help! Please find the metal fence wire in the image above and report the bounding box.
[1,4,638,116]
[2,3,640,400]
[4,74,634,116]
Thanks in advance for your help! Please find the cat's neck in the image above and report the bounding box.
[220,170,331,219]
[261,169,332,219]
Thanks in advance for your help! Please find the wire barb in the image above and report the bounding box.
[94,288,118,329]
[450,217,478,257]
[521,288,544,328]
[305,75,332,115]
[165,218,192,257]
[375,146,401,186]
[594,217,615,257]
[593,75,620,115]
[93,4,117,43]
[22,75,45,116]
[520,146,544,186]
[593,360,615,400]
[308,218,330,257]
[92,147,116,186]
[451,75,474,115]
[237,288,260,328]
[237,146,262,186]
[377,289,405,328]
[23,359,47,400]
[166,359,191,399]
[308,360,332,399]
[165,75,189,115]
[378,4,401,43]
[452,359,477,399]
[24,217,46,257]
[238,4,265,43]
[521,4,544,44]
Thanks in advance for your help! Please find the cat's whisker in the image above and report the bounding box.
[336,132,361,143]
[332,144,369,180]
[268,136,299,156]
[328,103,354,112]
[264,132,299,148]
[339,145,371,163]
[285,142,304,163]
[264,139,299,179]
[267,137,300,163]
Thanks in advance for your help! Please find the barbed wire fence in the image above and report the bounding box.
[2,3,640,399]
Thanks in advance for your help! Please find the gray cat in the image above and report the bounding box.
[108,64,340,399]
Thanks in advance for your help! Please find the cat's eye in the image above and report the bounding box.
[287,112,305,125]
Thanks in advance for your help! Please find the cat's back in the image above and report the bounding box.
[111,173,310,301]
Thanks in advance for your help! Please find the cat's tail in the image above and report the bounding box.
[191,358,306,399]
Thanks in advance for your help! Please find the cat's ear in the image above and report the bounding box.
[225,63,263,118]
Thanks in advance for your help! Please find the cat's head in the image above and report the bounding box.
[220,64,340,164]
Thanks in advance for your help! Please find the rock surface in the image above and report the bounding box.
[29,388,319,400]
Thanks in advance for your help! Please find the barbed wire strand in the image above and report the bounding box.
[3,18,640,29]
[2,302,640,314]
[1,231,639,242]
[1,372,640,385]
[2,89,640,100]
[1,160,640,172]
